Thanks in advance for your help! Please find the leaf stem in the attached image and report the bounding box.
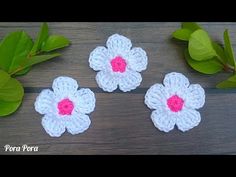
[9,66,25,76]
[10,50,44,76]
[216,54,236,73]
[223,64,235,72]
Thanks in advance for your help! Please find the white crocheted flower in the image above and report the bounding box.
[89,34,148,92]
[34,76,96,137]
[145,72,205,132]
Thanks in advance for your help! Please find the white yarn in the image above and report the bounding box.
[35,76,96,137]
[89,33,148,92]
[145,72,205,132]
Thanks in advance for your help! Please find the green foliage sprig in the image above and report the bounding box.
[172,22,236,89]
[0,23,70,117]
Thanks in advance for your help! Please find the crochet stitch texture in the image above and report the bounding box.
[89,34,148,92]
[35,76,96,137]
[145,72,205,132]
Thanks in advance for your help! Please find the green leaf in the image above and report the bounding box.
[22,53,61,69]
[184,49,223,74]
[182,22,202,32]
[227,74,236,82]
[172,29,192,41]
[0,31,33,73]
[216,74,236,88]
[0,23,71,116]
[223,29,236,68]
[41,35,70,52]
[0,100,22,117]
[0,70,24,102]
[30,22,49,55]
[188,29,217,61]
[0,70,10,88]
[0,70,23,116]
[212,42,227,64]
[13,67,31,77]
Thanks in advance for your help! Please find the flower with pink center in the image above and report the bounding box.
[145,72,205,132]
[89,34,148,92]
[35,76,96,137]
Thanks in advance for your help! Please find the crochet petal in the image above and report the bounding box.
[65,113,91,135]
[185,84,205,109]
[106,34,132,54]
[73,88,96,114]
[127,47,148,72]
[118,70,142,92]
[52,76,78,97]
[163,72,190,93]
[35,89,55,115]
[151,106,176,132]
[42,114,66,137]
[145,83,168,109]
[176,108,201,132]
[89,46,110,71]
[96,71,118,92]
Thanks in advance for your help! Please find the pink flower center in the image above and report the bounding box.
[57,98,74,115]
[110,56,127,73]
[167,95,184,112]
